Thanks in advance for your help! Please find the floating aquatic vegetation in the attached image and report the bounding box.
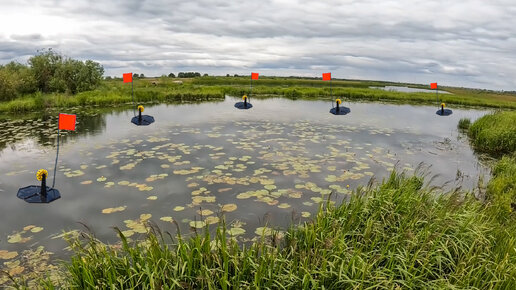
[64,170,85,178]
[277,203,291,209]
[123,214,152,234]
[228,227,245,236]
[173,167,203,175]
[205,216,220,225]
[221,203,237,212]
[0,250,18,260]
[102,206,127,214]
[197,209,214,216]
[159,216,173,222]
[30,227,43,233]
[192,196,216,205]
[190,221,205,229]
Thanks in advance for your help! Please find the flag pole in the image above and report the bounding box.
[436,83,439,108]
[330,76,333,108]
[250,73,253,103]
[131,74,136,117]
[52,120,60,189]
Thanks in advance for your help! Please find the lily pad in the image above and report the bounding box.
[102,206,127,214]
[0,250,18,260]
[160,216,174,222]
[221,203,237,212]
[190,221,206,229]
[228,227,246,236]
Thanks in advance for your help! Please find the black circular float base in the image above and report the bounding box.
[330,107,351,115]
[436,109,453,116]
[234,102,253,109]
[17,186,61,203]
[131,115,155,126]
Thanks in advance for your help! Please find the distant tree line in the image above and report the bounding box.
[0,49,104,101]
[166,72,208,78]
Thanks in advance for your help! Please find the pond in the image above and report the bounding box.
[0,97,490,281]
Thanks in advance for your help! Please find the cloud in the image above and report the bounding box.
[0,0,515,90]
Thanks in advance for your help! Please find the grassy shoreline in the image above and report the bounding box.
[1,77,515,113]
[464,111,516,219]
[19,172,515,288]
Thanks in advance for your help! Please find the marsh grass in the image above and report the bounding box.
[458,118,471,130]
[468,111,516,156]
[2,77,516,113]
[467,111,516,221]
[21,172,516,289]
[486,155,516,219]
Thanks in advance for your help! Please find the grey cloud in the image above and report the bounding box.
[0,0,515,89]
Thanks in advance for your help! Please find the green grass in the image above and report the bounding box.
[458,118,471,130]
[2,76,516,113]
[0,81,225,113]
[486,155,516,219]
[23,172,516,289]
[467,111,516,220]
[468,111,516,156]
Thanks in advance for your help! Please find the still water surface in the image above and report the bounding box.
[0,97,490,278]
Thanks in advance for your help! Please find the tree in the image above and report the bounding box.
[28,49,63,93]
[133,73,139,78]
[168,73,175,78]
[139,73,145,78]
[28,50,103,94]
[0,62,37,100]
[203,73,208,77]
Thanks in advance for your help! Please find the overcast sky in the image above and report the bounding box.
[1,0,515,90]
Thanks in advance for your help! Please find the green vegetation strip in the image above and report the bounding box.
[465,111,516,219]
[468,111,516,156]
[2,76,516,113]
[24,172,516,289]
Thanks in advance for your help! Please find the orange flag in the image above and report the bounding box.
[251,72,259,80]
[430,83,438,89]
[123,73,133,83]
[322,73,331,81]
[58,113,76,131]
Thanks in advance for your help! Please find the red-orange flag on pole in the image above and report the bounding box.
[430,82,438,89]
[322,73,331,81]
[58,113,76,131]
[251,72,259,80]
[123,73,133,83]
[53,113,76,187]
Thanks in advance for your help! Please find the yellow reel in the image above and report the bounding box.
[36,169,48,181]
